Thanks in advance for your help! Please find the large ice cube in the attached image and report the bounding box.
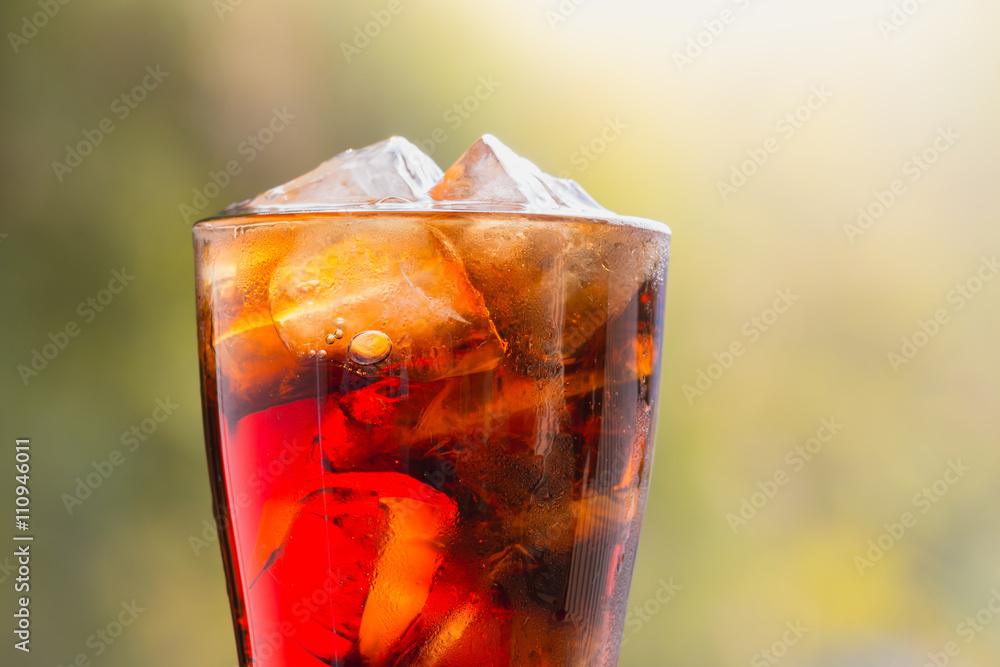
[252,473,457,665]
[424,137,666,375]
[428,217,667,376]
[267,218,504,381]
[358,492,457,666]
[224,137,444,215]
[430,134,605,212]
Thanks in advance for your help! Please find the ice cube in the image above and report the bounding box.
[267,218,504,381]
[225,137,444,215]
[330,378,446,471]
[250,496,301,583]
[202,223,324,416]
[411,603,478,666]
[429,216,667,376]
[358,492,458,667]
[213,301,306,413]
[425,135,665,374]
[410,600,512,667]
[411,365,608,447]
[255,473,457,663]
[257,482,390,658]
[430,134,605,212]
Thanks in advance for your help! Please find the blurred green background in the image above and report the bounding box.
[2,0,999,665]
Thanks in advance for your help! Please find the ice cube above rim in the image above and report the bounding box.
[220,134,625,218]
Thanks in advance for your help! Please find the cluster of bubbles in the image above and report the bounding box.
[305,320,392,367]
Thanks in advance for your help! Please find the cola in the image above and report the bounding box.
[193,135,670,666]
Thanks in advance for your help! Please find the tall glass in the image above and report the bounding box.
[194,210,670,666]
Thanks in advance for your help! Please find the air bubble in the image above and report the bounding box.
[334,329,344,339]
[348,331,392,366]
[326,334,336,345]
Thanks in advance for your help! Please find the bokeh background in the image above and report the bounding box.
[2,0,999,665]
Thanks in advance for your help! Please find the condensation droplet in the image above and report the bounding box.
[348,330,392,366]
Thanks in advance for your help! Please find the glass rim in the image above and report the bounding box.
[193,207,672,237]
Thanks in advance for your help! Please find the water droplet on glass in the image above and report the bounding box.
[348,331,392,366]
